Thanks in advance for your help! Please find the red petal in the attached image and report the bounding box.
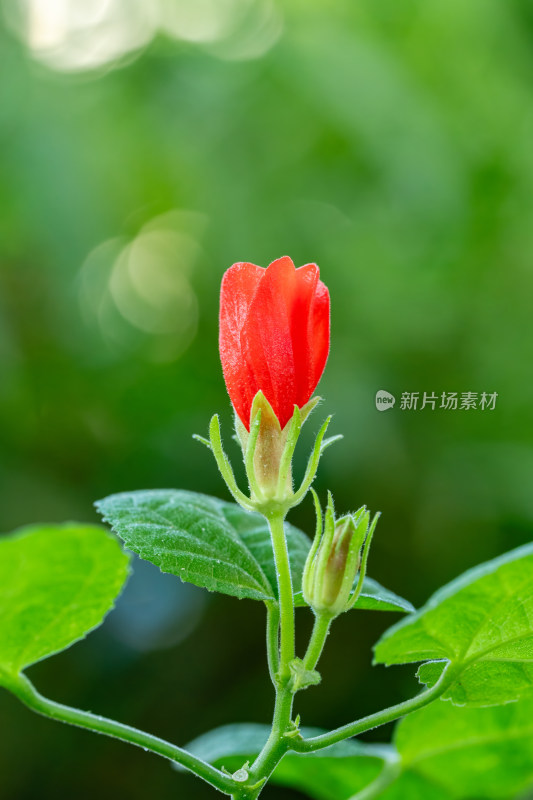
[219,262,264,427]
[309,278,330,395]
[241,257,297,427]
[290,262,321,406]
[219,257,330,429]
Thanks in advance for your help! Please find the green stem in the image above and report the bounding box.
[265,603,280,685]
[290,662,455,753]
[267,513,295,681]
[248,687,293,788]
[10,673,235,795]
[302,612,332,673]
[246,512,296,793]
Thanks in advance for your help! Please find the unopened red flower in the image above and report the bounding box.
[219,256,330,430]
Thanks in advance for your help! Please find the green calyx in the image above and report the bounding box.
[195,391,342,515]
[302,490,380,618]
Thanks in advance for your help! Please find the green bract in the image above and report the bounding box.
[0,524,129,681]
[374,542,533,706]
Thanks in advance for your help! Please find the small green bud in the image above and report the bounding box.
[302,492,377,618]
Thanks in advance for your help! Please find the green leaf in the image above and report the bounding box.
[183,723,391,800]
[379,773,452,800]
[353,577,415,614]
[295,576,414,613]
[392,695,533,799]
[0,524,129,680]
[95,490,310,603]
[374,542,533,705]
[96,490,413,613]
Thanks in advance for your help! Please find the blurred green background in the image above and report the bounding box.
[1,0,533,797]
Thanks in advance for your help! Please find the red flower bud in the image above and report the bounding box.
[219,256,330,430]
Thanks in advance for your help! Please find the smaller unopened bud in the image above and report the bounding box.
[302,492,377,618]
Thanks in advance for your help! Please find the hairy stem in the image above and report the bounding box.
[247,512,296,793]
[10,673,235,795]
[266,603,280,685]
[267,513,295,681]
[290,662,455,753]
[249,686,293,785]
[302,612,332,673]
